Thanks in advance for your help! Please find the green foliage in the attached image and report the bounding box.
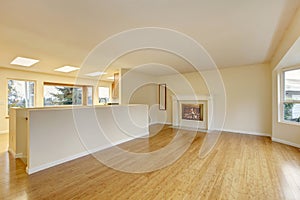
[284,103,294,120]
[49,87,82,105]
[7,80,24,110]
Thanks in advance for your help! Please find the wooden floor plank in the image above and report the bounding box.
[0,126,300,199]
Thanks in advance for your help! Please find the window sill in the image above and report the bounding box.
[278,120,300,127]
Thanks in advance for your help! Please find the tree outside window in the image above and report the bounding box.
[44,85,82,106]
[44,83,93,106]
[283,69,300,123]
[8,80,35,114]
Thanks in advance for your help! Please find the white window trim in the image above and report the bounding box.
[7,78,36,115]
[278,66,300,126]
[98,86,110,105]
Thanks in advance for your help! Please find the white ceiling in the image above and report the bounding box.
[0,0,299,78]
[106,49,196,76]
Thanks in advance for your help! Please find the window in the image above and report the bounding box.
[98,87,110,104]
[87,87,93,106]
[44,82,92,106]
[282,68,300,123]
[8,79,35,113]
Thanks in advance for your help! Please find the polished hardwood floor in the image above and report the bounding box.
[1,126,300,199]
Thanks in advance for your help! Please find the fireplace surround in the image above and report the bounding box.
[172,95,212,130]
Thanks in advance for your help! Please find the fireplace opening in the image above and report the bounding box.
[181,104,203,121]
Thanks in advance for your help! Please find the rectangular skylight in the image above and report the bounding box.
[85,72,107,77]
[10,56,39,67]
[54,66,80,73]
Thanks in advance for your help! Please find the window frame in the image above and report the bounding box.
[6,78,36,115]
[98,86,110,104]
[86,86,94,106]
[43,82,93,107]
[279,66,300,125]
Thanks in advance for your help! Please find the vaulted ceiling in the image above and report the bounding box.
[0,0,299,78]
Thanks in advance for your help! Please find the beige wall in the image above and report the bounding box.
[271,7,300,69]
[157,64,272,134]
[158,72,209,96]
[220,64,272,134]
[0,67,111,133]
[129,83,160,124]
[120,69,165,124]
[130,84,157,106]
[270,7,300,147]
[272,61,300,146]
[1,64,274,136]
[120,69,157,104]
[157,72,209,124]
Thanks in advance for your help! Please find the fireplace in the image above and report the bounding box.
[172,95,211,130]
[181,104,203,121]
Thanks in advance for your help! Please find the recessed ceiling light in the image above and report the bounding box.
[85,72,107,77]
[10,56,39,67]
[107,76,114,80]
[54,66,80,73]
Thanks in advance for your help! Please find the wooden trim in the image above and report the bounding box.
[112,73,119,99]
[44,82,93,87]
[159,84,167,110]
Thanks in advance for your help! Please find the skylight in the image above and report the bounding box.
[54,66,80,73]
[10,57,39,67]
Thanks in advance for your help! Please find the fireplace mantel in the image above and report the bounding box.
[172,95,212,130]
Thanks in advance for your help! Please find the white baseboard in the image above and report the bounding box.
[0,130,8,134]
[26,132,149,175]
[149,122,172,126]
[217,129,271,137]
[272,137,300,148]
[169,126,270,137]
[27,151,90,174]
[88,132,150,154]
[170,125,208,132]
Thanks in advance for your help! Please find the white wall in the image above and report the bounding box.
[22,105,149,174]
[0,67,112,133]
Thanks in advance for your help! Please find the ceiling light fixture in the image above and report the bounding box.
[54,66,80,73]
[10,56,39,67]
[85,72,107,77]
[106,76,114,80]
